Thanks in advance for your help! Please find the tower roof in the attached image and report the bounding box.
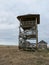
[17,14,40,24]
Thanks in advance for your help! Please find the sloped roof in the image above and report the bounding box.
[17,14,40,24]
[39,40,47,44]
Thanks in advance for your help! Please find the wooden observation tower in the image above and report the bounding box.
[17,14,40,50]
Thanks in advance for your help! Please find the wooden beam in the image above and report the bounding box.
[36,18,38,48]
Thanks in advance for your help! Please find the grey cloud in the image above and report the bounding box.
[0,29,19,43]
[0,0,49,45]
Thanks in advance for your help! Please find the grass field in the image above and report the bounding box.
[0,45,49,65]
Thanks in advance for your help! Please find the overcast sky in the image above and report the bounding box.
[0,0,49,45]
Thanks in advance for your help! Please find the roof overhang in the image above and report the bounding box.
[17,14,40,24]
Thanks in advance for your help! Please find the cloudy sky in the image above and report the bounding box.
[0,0,49,45]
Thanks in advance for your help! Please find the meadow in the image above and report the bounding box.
[0,46,49,65]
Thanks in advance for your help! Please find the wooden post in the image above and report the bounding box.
[19,26,20,49]
[36,18,38,48]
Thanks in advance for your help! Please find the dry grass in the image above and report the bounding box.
[0,45,49,65]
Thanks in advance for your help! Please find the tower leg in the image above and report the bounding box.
[36,18,38,49]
